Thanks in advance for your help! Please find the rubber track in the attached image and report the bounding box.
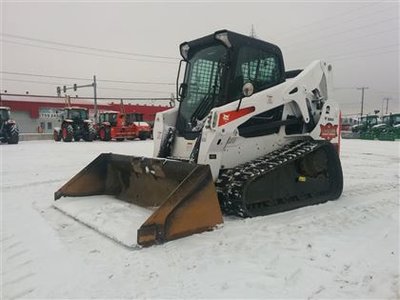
[216,139,326,217]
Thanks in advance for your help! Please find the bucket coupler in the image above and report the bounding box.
[54,153,223,247]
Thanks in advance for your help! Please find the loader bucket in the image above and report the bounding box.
[54,154,223,247]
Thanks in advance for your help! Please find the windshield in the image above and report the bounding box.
[230,46,281,100]
[0,109,10,121]
[100,113,117,125]
[126,113,143,123]
[369,117,378,125]
[68,109,88,120]
[177,44,226,133]
[361,116,378,126]
[384,114,400,125]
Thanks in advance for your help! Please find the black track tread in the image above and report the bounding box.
[216,139,331,217]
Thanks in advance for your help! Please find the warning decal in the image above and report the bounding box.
[320,123,338,140]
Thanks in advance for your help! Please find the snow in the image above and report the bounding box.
[54,196,151,248]
[1,139,399,299]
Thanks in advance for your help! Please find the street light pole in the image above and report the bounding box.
[384,97,390,115]
[357,87,368,121]
[57,75,99,122]
[93,75,98,123]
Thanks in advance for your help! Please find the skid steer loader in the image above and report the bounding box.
[55,30,343,247]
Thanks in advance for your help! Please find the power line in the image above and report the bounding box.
[370,88,399,95]
[285,27,397,55]
[293,47,398,66]
[328,48,398,62]
[282,16,398,49]
[1,71,91,81]
[98,79,174,86]
[1,78,63,86]
[279,3,393,43]
[0,92,172,101]
[98,87,171,95]
[0,78,173,95]
[1,32,179,60]
[0,71,175,85]
[1,39,177,65]
[277,1,383,38]
[334,87,357,90]
[334,87,399,99]
[325,43,399,59]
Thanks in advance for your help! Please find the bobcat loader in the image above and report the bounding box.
[55,30,343,247]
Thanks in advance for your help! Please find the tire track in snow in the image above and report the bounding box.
[224,180,398,245]
[1,178,66,190]
[7,287,36,300]
[163,241,208,298]
[1,235,36,300]
[4,241,22,251]
[342,182,398,198]
[1,234,15,243]
[309,181,397,228]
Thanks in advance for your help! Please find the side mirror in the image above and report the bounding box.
[236,82,254,112]
[242,82,254,97]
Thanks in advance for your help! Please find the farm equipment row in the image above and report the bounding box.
[0,106,19,144]
[53,107,152,142]
[350,113,400,141]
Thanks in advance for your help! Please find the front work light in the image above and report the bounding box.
[214,30,232,48]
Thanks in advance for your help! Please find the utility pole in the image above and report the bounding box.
[250,25,257,38]
[357,87,368,120]
[383,97,390,115]
[57,74,98,122]
[93,75,98,123]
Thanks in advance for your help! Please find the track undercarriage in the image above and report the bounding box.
[216,140,343,217]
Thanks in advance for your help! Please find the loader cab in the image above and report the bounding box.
[176,30,285,137]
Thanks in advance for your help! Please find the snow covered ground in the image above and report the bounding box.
[1,139,399,299]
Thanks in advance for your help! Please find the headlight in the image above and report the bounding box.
[180,43,190,60]
[211,111,218,129]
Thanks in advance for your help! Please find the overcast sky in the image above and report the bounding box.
[1,0,399,115]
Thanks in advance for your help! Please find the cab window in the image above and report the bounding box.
[231,46,281,99]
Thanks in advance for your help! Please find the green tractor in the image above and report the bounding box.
[53,107,96,142]
[0,106,19,144]
[376,113,400,141]
[351,115,380,140]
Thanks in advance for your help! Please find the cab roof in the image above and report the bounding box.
[180,29,283,61]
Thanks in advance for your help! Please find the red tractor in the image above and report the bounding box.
[97,111,135,141]
[97,111,152,141]
[53,107,96,142]
[126,112,152,140]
